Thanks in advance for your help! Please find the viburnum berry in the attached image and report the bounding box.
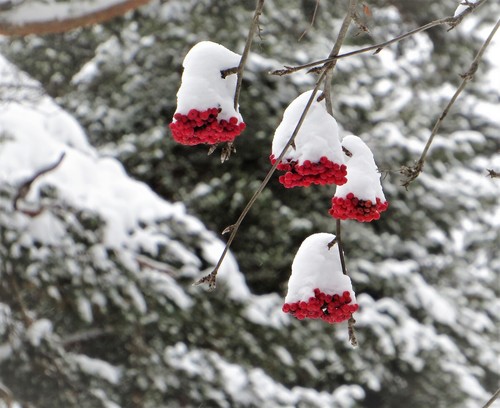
[283,288,359,323]
[270,154,347,188]
[170,108,246,145]
[271,91,346,188]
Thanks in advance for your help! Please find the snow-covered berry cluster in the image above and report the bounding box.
[271,91,346,188]
[330,193,389,222]
[170,41,246,146]
[170,108,246,145]
[329,135,388,222]
[283,233,359,324]
[283,288,359,323]
[270,154,347,187]
[271,92,388,222]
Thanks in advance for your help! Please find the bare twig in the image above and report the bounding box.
[482,388,500,408]
[270,0,488,76]
[13,152,66,213]
[220,66,238,79]
[216,0,264,161]
[194,71,329,289]
[298,0,320,42]
[322,0,357,274]
[401,16,500,188]
[194,0,358,290]
[487,169,500,178]
[234,0,265,111]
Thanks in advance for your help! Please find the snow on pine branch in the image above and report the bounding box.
[0,53,250,301]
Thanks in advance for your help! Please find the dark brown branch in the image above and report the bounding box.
[194,69,331,290]
[220,67,239,79]
[233,0,265,110]
[270,0,488,76]
[298,0,320,42]
[401,16,500,188]
[0,0,151,36]
[482,388,500,408]
[487,169,500,178]
[13,152,65,214]
[322,0,357,275]
[194,0,358,290]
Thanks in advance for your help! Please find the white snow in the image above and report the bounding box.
[272,90,345,166]
[200,238,251,301]
[26,318,53,347]
[335,135,386,202]
[454,0,478,17]
[173,41,243,122]
[284,233,356,304]
[71,354,122,385]
[0,52,252,307]
[243,293,289,328]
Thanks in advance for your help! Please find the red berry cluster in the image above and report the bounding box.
[170,108,246,145]
[329,192,388,222]
[270,155,347,188]
[282,288,359,324]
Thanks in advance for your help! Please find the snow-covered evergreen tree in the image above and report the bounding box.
[1,1,499,407]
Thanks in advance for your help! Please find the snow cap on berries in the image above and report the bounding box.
[170,41,245,145]
[329,135,388,222]
[283,233,358,324]
[270,91,347,187]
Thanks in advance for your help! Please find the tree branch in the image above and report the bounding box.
[0,0,151,36]
[482,387,500,408]
[13,152,65,216]
[322,0,357,277]
[487,169,500,178]
[270,0,488,76]
[234,0,265,110]
[401,16,500,188]
[194,0,357,291]
[195,69,331,290]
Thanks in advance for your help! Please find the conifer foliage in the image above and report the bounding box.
[0,0,499,407]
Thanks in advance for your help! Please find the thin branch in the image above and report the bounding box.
[322,0,357,275]
[298,0,320,42]
[487,169,500,178]
[194,0,358,290]
[482,388,500,408]
[401,16,500,188]
[270,0,488,76]
[13,152,66,214]
[195,69,331,289]
[323,0,357,113]
[234,0,265,111]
